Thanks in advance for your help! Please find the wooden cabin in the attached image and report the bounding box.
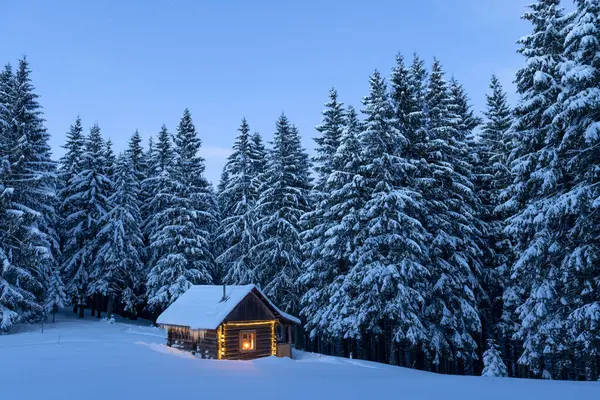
[156,284,300,360]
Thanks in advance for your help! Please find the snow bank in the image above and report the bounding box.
[0,312,598,400]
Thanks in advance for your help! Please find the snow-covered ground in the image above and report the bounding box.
[1,312,598,400]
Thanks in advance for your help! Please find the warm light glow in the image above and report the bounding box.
[240,331,256,351]
[218,320,279,358]
[224,320,275,328]
[217,325,225,360]
[271,322,277,356]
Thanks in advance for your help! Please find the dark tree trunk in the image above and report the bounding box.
[73,304,78,314]
[52,311,56,323]
[107,295,115,317]
[96,294,102,319]
[91,294,96,317]
[388,322,397,366]
[360,335,369,361]
[78,301,85,319]
[416,348,426,371]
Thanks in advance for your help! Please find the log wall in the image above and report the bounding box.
[165,325,218,359]
[222,321,275,360]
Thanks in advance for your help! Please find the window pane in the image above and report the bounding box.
[240,330,256,352]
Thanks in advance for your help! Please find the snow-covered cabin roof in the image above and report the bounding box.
[156,284,300,330]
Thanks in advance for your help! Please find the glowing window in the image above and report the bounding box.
[239,330,256,352]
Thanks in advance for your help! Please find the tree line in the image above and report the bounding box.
[0,0,598,381]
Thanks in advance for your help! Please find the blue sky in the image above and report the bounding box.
[1,0,532,185]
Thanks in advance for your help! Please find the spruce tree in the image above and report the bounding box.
[500,0,571,378]
[422,60,482,371]
[551,0,600,380]
[126,130,147,184]
[142,125,173,245]
[347,71,430,363]
[301,89,350,342]
[301,105,364,342]
[253,115,311,313]
[313,88,345,189]
[474,76,516,358]
[0,64,13,148]
[146,111,214,313]
[249,132,268,202]
[390,53,412,129]
[301,88,345,335]
[482,339,508,377]
[172,109,216,281]
[105,139,116,180]
[0,116,37,331]
[58,117,85,183]
[4,58,58,323]
[57,117,86,317]
[45,267,66,323]
[145,135,156,184]
[404,54,429,161]
[62,124,111,318]
[95,154,145,315]
[217,119,258,284]
[58,118,85,236]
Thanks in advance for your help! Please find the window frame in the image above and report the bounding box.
[239,329,257,352]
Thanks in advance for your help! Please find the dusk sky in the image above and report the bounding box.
[2,0,533,185]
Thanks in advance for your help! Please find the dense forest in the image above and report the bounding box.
[0,0,598,381]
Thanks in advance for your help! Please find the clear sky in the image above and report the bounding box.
[1,0,533,185]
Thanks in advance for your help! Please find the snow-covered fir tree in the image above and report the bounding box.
[253,115,311,314]
[214,130,267,284]
[347,70,430,363]
[300,88,346,329]
[500,0,573,378]
[301,91,354,343]
[95,154,145,315]
[0,192,38,331]
[145,135,156,182]
[126,130,148,216]
[146,111,214,313]
[313,88,345,190]
[142,125,173,246]
[58,116,85,223]
[482,339,508,377]
[551,0,600,379]
[56,117,86,316]
[3,58,59,324]
[45,267,66,323]
[422,59,482,372]
[403,54,429,161]
[0,76,39,331]
[248,131,268,207]
[473,75,516,363]
[390,53,412,129]
[126,130,147,184]
[61,124,111,318]
[301,105,364,348]
[0,64,13,147]
[172,109,216,279]
[105,139,116,180]
[249,132,267,182]
[217,119,260,284]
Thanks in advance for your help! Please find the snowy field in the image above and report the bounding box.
[1,312,598,400]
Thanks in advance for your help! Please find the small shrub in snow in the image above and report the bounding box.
[482,340,507,377]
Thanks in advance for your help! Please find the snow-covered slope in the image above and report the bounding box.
[0,312,598,400]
